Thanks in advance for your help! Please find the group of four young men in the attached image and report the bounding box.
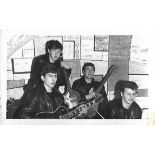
[14,40,142,119]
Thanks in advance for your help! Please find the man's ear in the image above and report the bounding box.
[82,70,85,75]
[120,92,123,97]
[41,75,45,82]
[47,49,50,54]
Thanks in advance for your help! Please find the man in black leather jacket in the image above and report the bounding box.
[99,80,142,119]
[72,62,107,118]
[14,64,68,119]
[24,40,71,93]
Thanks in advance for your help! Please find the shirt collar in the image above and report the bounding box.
[81,76,94,84]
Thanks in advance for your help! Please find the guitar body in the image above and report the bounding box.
[63,89,81,109]
[35,106,68,119]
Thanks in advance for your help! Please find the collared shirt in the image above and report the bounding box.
[72,76,107,102]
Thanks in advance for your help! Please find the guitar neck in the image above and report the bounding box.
[95,65,114,94]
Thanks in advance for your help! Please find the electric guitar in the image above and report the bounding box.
[35,97,96,119]
[35,65,116,119]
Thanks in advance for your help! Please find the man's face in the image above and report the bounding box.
[42,73,57,89]
[48,49,62,61]
[83,66,95,79]
[121,88,137,105]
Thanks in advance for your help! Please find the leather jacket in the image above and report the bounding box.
[99,98,142,119]
[14,84,66,119]
[24,53,71,92]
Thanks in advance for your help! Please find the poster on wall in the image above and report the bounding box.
[12,58,32,73]
[81,35,103,60]
[94,35,109,51]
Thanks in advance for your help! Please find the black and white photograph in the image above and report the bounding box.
[4,32,150,121]
[0,1,155,155]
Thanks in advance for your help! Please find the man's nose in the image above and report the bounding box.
[52,77,57,81]
[88,70,92,73]
[56,52,60,55]
[130,94,135,98]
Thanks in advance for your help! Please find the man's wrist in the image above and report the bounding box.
[86,94,91,100]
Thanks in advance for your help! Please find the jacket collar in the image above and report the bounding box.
[81,76,95,84]
[39,84,56,94]
[117,98,135,110]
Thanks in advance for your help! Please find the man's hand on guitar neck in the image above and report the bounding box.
[85,87,104,101]
[94,93,103,102]
[85,88,96,100]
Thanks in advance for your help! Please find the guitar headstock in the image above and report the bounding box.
[107,65,117,76]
